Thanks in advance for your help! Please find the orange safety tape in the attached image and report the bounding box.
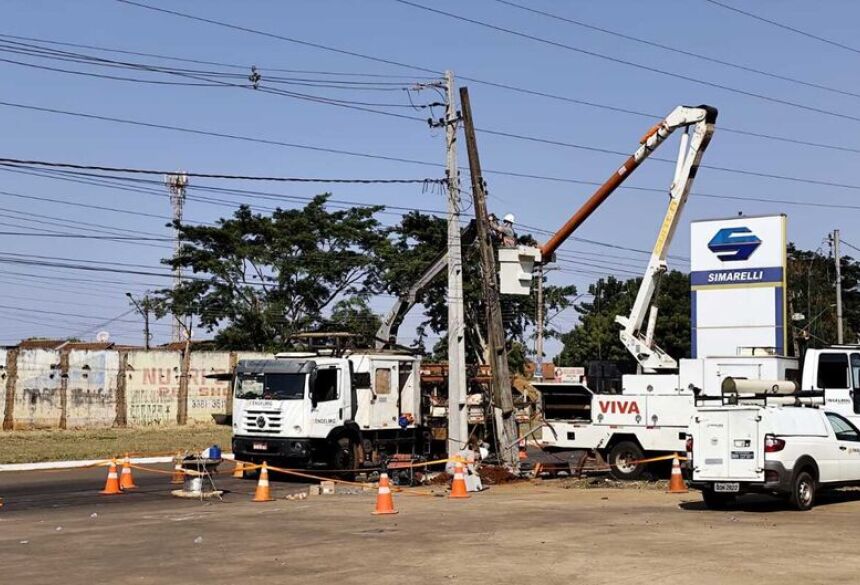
[265,464,374,488]
[575,453,688,473]
[127,463,181,476]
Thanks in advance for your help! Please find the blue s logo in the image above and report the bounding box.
[708,227,761,261]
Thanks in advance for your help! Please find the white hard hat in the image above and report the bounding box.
[503,213,515,224]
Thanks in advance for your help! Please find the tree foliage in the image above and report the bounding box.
[154,195,387,351]
[787,244,860,351]
[556,271,691,369]
[380,212,577,362]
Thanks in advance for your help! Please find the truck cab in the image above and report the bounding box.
[231,352,424,471]
[801,347,860,426]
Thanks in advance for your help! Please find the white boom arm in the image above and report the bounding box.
[615,105,717,372]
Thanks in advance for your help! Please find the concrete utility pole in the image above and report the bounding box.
[126,293,152,350]
[166,172,188,344]
[833,229,844,344]
[534,264,544,381]
[459,86,518,467]
[443,70,469,455]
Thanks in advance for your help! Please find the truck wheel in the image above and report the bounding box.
[702,489,735,510]
[331,437,357,477]
[608,441,645,480]
[790,470,816,511]
[242,465,260,480]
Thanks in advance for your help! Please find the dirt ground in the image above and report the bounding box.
[0,426,232,463]
[2,471,860,585]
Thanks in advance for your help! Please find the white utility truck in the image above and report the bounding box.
[543,347,860,479]
[231,351,432,472]
[536,103,726,478]
[689,393,860,510]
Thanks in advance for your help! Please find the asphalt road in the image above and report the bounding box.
[3,476,860,585]
[0,463,306,513]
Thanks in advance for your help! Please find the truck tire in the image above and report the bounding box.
[701,489,735,510]
[608,441,645,480]
[331,436,357,478]
[789,470,816,511]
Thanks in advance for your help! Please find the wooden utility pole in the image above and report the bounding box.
[459,86,517,466]
[833,229,844,344]
[443,70,469,455]
[534,264,544,381]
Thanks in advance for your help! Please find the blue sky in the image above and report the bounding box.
[1,0,859,356]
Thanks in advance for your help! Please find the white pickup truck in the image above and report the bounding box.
[688,404,860,510]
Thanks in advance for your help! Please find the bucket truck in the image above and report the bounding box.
[534,104,745,478]
[537,107,860,480]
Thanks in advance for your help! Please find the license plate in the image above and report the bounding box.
[714,482,739,493]
[253,442,267,451]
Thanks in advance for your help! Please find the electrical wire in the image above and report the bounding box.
[0,157,442,185]
[703,0,860,57]
[492,0,860,100]
[392,0,860,124]
[109,0,860,154]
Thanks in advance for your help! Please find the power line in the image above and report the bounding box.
[110,0,860,155]
[492,0,860,100]
[703,0,860,57]
[0,157,442,185]
[392,0,860,124]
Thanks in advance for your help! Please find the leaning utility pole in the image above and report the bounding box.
[534,264,545,381]
[833,229,844,344]
[166,172,188,344]
[459,86,518,466]
[441,71,469,455]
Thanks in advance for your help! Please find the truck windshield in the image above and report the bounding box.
[235,373,305,400]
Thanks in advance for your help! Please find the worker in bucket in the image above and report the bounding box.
[489,212,517,247]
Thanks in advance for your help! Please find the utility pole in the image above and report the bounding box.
[438,70,469,456]
[459,86,518,467]
[166,172,188,344]
[534,264,544,381]
[833,229,844,344]
[126,293,152,350]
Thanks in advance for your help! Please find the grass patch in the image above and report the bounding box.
[0,426,233,464]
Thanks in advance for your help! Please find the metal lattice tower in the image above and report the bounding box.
[166,172,188,343]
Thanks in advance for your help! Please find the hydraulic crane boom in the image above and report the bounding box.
[615,105,717,371]
[375,222,477,348]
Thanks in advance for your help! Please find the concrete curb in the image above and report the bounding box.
[0,452,234,472]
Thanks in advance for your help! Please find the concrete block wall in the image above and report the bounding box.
[14,349,62,429]
[66,350,119,429]
[125,350,182,427]
[0,347,273,431]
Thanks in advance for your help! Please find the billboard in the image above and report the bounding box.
[690,214,787,358]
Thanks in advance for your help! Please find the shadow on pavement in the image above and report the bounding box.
[679,488,860,512]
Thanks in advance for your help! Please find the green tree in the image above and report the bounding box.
[155,194,387,351]
[787,244,860,352]
[380,212,576,361]
[556,271,691,369]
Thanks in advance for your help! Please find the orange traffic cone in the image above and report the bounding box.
[667,454,688,494]
[252,463,274,502]
[171,452,185,485]
[100,460,123,495]
[449,459,470,499]
[232,460,245,479]
[119,454,137,490]
[372,472,398,515]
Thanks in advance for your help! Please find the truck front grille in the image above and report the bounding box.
[242,410,283,434]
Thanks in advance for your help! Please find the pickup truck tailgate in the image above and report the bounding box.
[693,408,763,482]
